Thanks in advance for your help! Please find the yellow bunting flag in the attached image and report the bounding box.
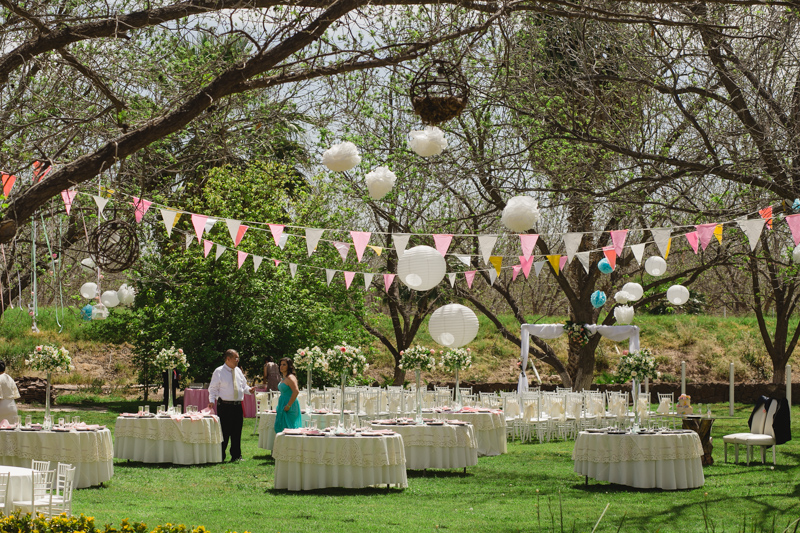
[172,212,181,227]
[664,239,672,259]
[367,245,383,256]
[488,256,503,275]
[714,224,723,244]
[547,255,561,275]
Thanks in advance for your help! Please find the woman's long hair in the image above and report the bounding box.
[279,357,295,376]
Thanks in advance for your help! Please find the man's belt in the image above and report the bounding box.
[217,399,242,405]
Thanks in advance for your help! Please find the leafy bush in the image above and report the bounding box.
[0,513,252,533]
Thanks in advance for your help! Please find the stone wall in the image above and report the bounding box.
[15,376,56,404]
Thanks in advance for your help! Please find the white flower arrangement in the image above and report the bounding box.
[439,347,472,372]
[153,346,189,373]
[26,345,74,374]
[294,346,329,372]
[399,344,437,372]
[616,348,658,382]
[326,344,368,375]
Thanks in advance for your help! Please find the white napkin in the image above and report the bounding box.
[609,397,626,417]
[549,397,565,419]
[567,400,582,419]
[636,397,649,417]
[365,399,377,416]
[524,403,538,420]
[657,398,671,414]
[589,397,605,417]
[505,400,520,418]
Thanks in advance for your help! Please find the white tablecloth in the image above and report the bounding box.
[258,412,361,451]
[442,412,506,457]
[370,423,478,470]
[114,416,223,464]
[572,431,705,490]
[0,428,113,488]
[273,433,407,491]
[0,465,32,508]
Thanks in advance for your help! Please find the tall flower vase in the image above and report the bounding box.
[453,368,462,411]
[415,368,423,424]
[44,371,51,429]
[167,369,174,410]
[631,378,639,433]
[307,367,313,394]
[339,371,347,431]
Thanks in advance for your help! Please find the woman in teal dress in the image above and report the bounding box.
[274,357,301,434]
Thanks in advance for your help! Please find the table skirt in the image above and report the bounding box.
[371,423,478,470]
[442,413,506,457]
[0,465,32,508]
[574,458,704,490]
[274,462,407,491]
[114,437,221,464]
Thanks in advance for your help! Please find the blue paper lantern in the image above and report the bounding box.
[598,258,614,274]
[590,291,607,308]
[81,304,93,321]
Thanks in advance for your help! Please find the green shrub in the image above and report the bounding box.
[0,513,252,533]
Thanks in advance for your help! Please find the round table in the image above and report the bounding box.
[114,415,223,464]
[183,389,258,418]
[370,421,478,470]
[440,411,506,457]
[572,430,705,490]
[257,411,361,451]
[0,428,113,488]
[0,465,32,508]
[273,432,406,491]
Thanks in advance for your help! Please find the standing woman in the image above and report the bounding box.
[263,356,281,392]
[0,361,20,423]
[273,357,301,434]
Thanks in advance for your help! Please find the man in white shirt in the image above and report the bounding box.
[208,349,255,462]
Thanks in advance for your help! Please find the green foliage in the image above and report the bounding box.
[0,512,250,533]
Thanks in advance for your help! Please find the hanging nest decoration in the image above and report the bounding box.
[409,60,470,125]
[89,219,139,273]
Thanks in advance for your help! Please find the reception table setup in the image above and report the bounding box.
[370,418,478,470]
[258,409,361,451]
[114,408,223,465]
[430,408,506,457]
[572,428,705,490]
[272,428,407,491]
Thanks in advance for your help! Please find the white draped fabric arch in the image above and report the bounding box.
[518,324,641,394]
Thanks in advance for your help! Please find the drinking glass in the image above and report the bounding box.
[143,405,150,414]
[138,405,144,415]
[174,405,182,415]
[72,416,80,425]
[58,418,64,427]
[43,415,52,430]
[25,415,31,427]
[157,405,165,415]
[13,416,20,429]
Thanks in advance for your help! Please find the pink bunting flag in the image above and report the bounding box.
[274,259,282,267]
[464,270,476,288]
[433,234,453,257]
[234,225,249,247]
[559,256,568,271]
[268,224,285,246]
[518,256,534,279]
[759,206,773,229]
[344,271,356,289]
[383,274,395,292]
[602,246,617,270]
[333,242,350,262]
[519,234,538,260]
[684,231,699,253]
[60,190,77,215]
[350,231,371,262]
[610,229,628,256]
[33,161,51,182]
[1,173,16,197]
[786,214,800,246]
[203,240,213,258]
[237,251,248,269]
[191,214,208,243]
[695,223,717,251]
[512,264,522,281]
[132,197,152,223]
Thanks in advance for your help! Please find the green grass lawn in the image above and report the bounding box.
[38,401,800,532]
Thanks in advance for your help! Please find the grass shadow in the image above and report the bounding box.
[267,486,405,496]
[115,460,220,470]
[406,469,473,478]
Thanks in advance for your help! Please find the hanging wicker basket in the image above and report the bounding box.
[410,60,469,125]
[89,219,139,273]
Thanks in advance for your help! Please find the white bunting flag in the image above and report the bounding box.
[534,260,546,277]
[448,273,457,287]
[161,209,179,237]
[226,219,241,243]
[325,269,336,286]
[305,228,324,257]
[363,273,374,290]
[488,268,497,285]
[185,233,193,250]
[630,243,646,265]
[290,263,298,278]
[215,244,226,260]
[575,252,591,274]
[92,195,109,216]
[563,233,583,262]
[455,254,471,267]
[253,256,263,272]
[278,232,289,250]
[651,228,671,258]
[204,217,218,234]
[737,218,766,251]
[333,242,350,261]
[393,233,410,258]
[478,235,498,264]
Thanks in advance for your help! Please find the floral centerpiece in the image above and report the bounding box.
[26,345,74,423]
[295,346,328,391]
[326,344,367,429]
[439,347,472,409]
[563,320,592,346]
[616,348,658,382]
[153,347,189,409]
[400,345,436,423]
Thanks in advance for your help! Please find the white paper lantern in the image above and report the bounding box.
[614,305,635,324]
[428,304,480,348]
[408,126,448,157]
[501,196,540,233]
[397,245,446,291]
[100,290,119,308]
[80,282,98,299]
[793,247,800,263]
[321,141,361,172]
[614,291,633,304]
[667,285,690,305]
[364,166,397,200]
[91,302,108,320]
[80,258,96,273]
[644,256,667,276]
[621,282,643,301]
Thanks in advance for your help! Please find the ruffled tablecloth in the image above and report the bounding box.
[114,416,222,464]
[0,428,113,488]
[370,423,478,470]
[442,411,506,457]
[258,412,361,451]
[0,465,32,508]
[273,433,407,491]
[572,431,704,490]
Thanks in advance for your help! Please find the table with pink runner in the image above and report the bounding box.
[273,429,406,491]
[183,388,259,418]
[370,420,478,470]
[114,412,222,464]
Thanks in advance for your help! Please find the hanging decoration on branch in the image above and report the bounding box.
[590,290,607,308]
[364,166,396,200]
[80,282,97,300]
[644,256,667,276]
[410,60,469,125]
[397,245,446,291]
[598,258,614,274]
[80,258,96,273]
[501,196,540,232]
[322,141,361,172]
[428,304,480,348]
[666,285,690,305]
[100,290,119,308]
[89,219,139,273]
[621,282,643,301]
[614,305,635,324]
[408,126,448,157]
